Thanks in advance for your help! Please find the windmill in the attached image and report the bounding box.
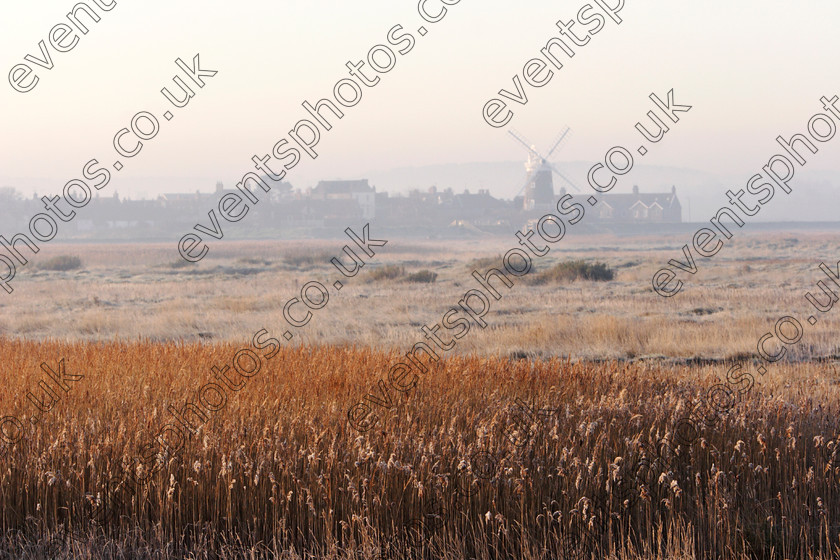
[509,127,580,211]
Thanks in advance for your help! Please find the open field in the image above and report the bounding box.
[2,231,838,362]
[0,231,838,558]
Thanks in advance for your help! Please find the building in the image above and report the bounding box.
[309,179,376,219]
[594,185,682,222]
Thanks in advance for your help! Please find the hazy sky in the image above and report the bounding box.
[2,0,840,200]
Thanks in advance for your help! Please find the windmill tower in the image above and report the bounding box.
[510,128,580,211]
[523,150,555,211]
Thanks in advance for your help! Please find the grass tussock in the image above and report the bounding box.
[37,255,83,271]
[404,269,437,283]
[166,258,195,269]
[366,265,437,283]
[525,259,615,284]
[366,264,405,281]
[466,255,503,271]
[282,249,333,268]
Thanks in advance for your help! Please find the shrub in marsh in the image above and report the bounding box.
[282,250,332,268]
[466,255,503,271]
[168,259,194,269]
[367,265,405,281]
[236,257,271,266]
[39,255,83,271]
[525,260,614,285]
[404,270,437,283]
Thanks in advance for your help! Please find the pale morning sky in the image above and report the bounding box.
[1,0,839,200]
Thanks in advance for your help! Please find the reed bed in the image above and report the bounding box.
[0,339,839,559]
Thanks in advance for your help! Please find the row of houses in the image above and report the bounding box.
[0,180,681,237]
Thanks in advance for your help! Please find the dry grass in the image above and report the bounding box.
[2,233,838,363]
[1,339,840,558]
